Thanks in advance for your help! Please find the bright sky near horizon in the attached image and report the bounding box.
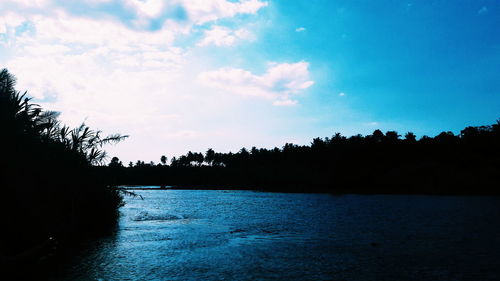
[1,0,499,163]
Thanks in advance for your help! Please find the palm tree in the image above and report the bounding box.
[67,123,128,165]
[1,68,128,165]
[160,155,167,165]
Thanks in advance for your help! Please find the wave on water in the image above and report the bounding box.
[132,211,185,222]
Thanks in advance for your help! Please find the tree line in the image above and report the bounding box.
[105,120,500,194]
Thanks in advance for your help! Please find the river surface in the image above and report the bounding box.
[52,190,500,280]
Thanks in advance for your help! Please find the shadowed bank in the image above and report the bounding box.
[0,69,127,278]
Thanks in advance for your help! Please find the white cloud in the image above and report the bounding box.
[2,0,51,8]
[22,44,71,56]
[198,25,255,47]
[125,0,166,18]
[31,12,175,47]
[295,27,305,32]
[1,8,187,127]
[84,0,114,3]
[0,12,26,30]
[114,0,268,30]
[273,99,297,106]
[1,0,268,32]
[182,0,268,25]
[0,21,6,34]
[478,6,488,15]
[339,92,345,96]
[235,29,254,39]
[198,61,314,105]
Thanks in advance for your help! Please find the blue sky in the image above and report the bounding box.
[1,0,499,163]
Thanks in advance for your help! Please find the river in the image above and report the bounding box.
[50,189,500,280]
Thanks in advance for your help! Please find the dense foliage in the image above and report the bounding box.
[0,69,126,262]
[107,121,500,194]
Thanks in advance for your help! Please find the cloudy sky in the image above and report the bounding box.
[1,0,499,163]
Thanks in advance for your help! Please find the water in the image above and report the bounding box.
[52,190,500,280]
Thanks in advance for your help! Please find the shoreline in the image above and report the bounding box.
[117,185,500,196]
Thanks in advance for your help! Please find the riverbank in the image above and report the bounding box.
[117,184,500,196]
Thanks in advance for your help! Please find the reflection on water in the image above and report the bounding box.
[51,190,500,280]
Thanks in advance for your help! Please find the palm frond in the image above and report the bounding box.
[98,134,129,145]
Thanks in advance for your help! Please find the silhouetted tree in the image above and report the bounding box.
[385,131,400,143]
[404,132,417,142]
[435,131,458,145]
[109,156,123,168]
[193,152,204,166]
[371,129,385,143]
[205,148,215,166]
[311,137,326,150]
[170,156,178,166]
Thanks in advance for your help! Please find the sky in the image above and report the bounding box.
[1,0,499,163]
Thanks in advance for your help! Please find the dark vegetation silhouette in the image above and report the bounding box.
[106,121,500,194]
[0,69,127,274]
